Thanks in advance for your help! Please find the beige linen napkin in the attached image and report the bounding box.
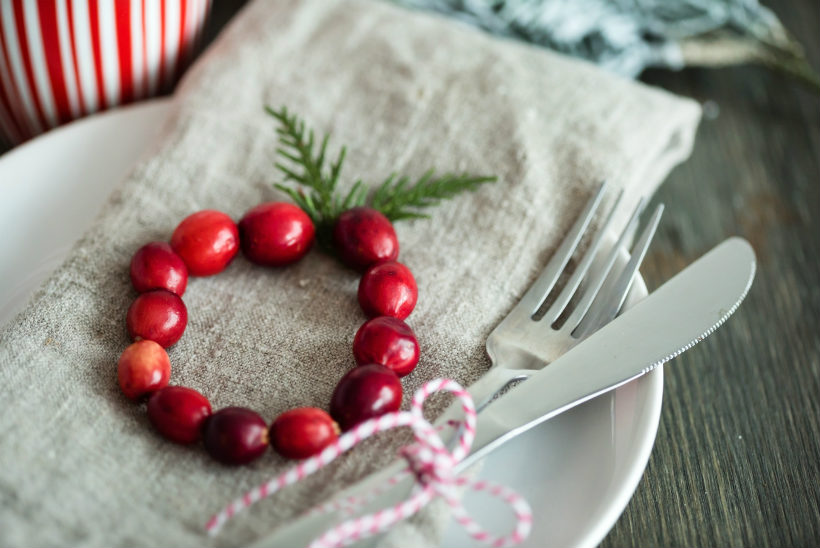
[0,0,700,546]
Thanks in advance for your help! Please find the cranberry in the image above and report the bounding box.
[203,407,269,465]
[353,317,419,377]
[170,210,239,276]
[269,407,339,459]
[333,207,398,270]
[117,340,171,400]
[330,364,402,431]
[358,261,417,319]
[147,386,212,444]
[130,241,188,296]
[238,202,315,266]
[126,289,187,347]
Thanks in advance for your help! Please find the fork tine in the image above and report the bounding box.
[561,196,647,332]
[540,188,625,324]
[516,181,609,317]
[573,203,664,338]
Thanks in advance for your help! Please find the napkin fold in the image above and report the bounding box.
[0,0,700,546]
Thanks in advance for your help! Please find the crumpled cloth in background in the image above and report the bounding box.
[392,0,797,77]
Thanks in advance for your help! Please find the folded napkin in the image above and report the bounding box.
[0,0,700,546]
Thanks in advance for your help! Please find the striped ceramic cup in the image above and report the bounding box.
[0,0,211,146]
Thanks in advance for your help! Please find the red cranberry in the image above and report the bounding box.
[330,364,402,431]
[130,241,188,296]
[353,317,419,377]
[126,289,187,347]
[333,207,398,270]
[170,210,239,276]
[203,407,269,465]
[358,261,417,319]
[147,386,212,444]
[238,202,315,266]
[117,340,171,400]
[269,407,339,459]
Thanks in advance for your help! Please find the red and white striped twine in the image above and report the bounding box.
[205,379,532,548]
[0,0,211,146]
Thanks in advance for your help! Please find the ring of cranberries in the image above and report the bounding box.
[119,205,421,466]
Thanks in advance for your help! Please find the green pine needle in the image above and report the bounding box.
[265,105,497,250]
[370,169,497,221]
[265,105,352,247]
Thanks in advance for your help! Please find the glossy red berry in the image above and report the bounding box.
[269,407,340,459]
[170,210,239,276]
[358,261,417,319]
[330,364,402,431]
[333,207,399,270]
[126,289,187,347]
[147,386,212,444]
[353,317,420,377]
[238,202,315,266]
[203,407,269,465]
[117,340,171,400]
[130,241,188,296]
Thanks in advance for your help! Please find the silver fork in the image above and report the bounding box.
[464,181,664,411]
[249,181,664,548]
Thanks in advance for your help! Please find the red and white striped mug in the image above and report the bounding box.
[0,0,211,146]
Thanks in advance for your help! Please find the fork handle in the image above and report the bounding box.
[434,366,536,430]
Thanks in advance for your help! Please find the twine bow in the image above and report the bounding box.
[206,379,532,548]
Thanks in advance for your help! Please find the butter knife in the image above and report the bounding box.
[250,237,756,548]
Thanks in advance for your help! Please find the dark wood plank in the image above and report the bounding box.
[603,1,820,545]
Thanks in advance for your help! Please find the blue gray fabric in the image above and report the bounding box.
[392,0,793,77]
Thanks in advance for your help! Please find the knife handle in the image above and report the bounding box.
[247,459,413,548]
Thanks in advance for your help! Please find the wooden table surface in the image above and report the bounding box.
[2,1,817,546]
[604,1,820,546]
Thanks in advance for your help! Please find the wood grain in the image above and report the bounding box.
[603,0,820,545]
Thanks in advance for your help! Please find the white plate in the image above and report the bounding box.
[0,100,663,548]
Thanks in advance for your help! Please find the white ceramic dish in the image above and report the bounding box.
[0,100,663,548]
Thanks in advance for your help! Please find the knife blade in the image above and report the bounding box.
[250,237,756,548]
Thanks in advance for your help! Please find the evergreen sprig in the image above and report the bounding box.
[371,170,497,221]
[266,105,497,247]
[265,106,362,245]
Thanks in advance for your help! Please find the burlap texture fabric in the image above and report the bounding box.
[0,0,700,546]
